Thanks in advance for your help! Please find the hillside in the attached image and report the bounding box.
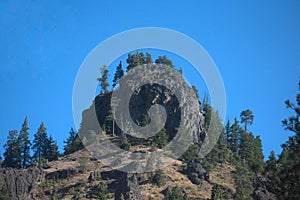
[0,148,229,200]
[1,56,298,199]
[0,147,278,200]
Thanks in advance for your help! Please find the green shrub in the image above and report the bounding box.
[151,170,166,187]
[164,187,188,200]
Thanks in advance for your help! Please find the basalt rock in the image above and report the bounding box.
[253,174,278,200]
[80,64,206,154]
[186,159,209,186]
[106,171,144,200]
[45,168,78,181]
[0,166,45,200]
[88,171,102,182]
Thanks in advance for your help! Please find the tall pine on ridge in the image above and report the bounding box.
[19,117,31,168]
[112,61,124,88]
[3,130,22,168]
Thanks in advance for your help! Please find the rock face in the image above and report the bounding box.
[88,171,102,182]
[186,159,209,186]
[45,168,78,181]
[0,167,45,200]
[253,174,278,200]
[103,170,144,200]
[80,64,206,151]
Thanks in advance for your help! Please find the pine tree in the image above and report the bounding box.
[64,128,84,155]
[95,182,106,200]
[126,52,145,72]
[180,144,199,162]
[217,128,228,165]
[48,136,59,161]
[264,150,277,178]
[3,130,22,168]
[239,130,254,165]
[112,61,124,88]
[202,99,212,131]
[234,162,254,200]
[164,187,187,200]
[145,53,153,64]
[251,136,264,173]
[32,122,49,162]
[240,109,254,132]
[97,65,109,94]
[155,55,174,68]
[151,128,168,149]
[277,80,300,199]
[211,184,232,200]
[225,120,231,148]
[19,117,31,168]
[230,118,240,156]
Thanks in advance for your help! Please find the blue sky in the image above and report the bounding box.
[0,1,299,158]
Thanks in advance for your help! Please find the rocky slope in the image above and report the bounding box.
[0,64,277,199]
[0,148,279,200]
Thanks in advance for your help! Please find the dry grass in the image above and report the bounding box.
[40,147,236,199]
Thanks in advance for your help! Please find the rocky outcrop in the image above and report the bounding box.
[80,64,206,147]
[253,174,278,200]
[88,171,102,182]
[0,167,45,200]
[124,173,144,200]
[45,168,78,181]
[186,159,209,186]
[103,171,144,200]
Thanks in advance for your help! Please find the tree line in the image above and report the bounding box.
[181,80,300,200]
[0,118,83,168]
[194,81,299,199]
[97,52,181,94]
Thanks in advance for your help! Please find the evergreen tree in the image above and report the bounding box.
[126,52,145,72]
[217,128,228,165]
[155,55,174,68]
[225,120,231,148]
[164,187,188,200]
[97,65,109,94]
[145,53,153,64]
[202,99,212,131]
[95,182,106,200]
[264,150,277,178]
[64,128,84,155]
[112,61,124,88]
[19,117,31,168]
[151,128,168,149]
[239,130,254,165]
[240,109,254,132]
[234,162,254,200]
[203,108,224,165]
[276,80,300,199]
[3,130,22,168]
[151,169,166,187]
[251,136,264,173]
[230,118,240,156]
[32,122,49,162]
[48,136,59,161]
[211,184,232,200]
[180,144,199,162]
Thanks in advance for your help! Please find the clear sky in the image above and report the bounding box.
[0,1,299,158]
